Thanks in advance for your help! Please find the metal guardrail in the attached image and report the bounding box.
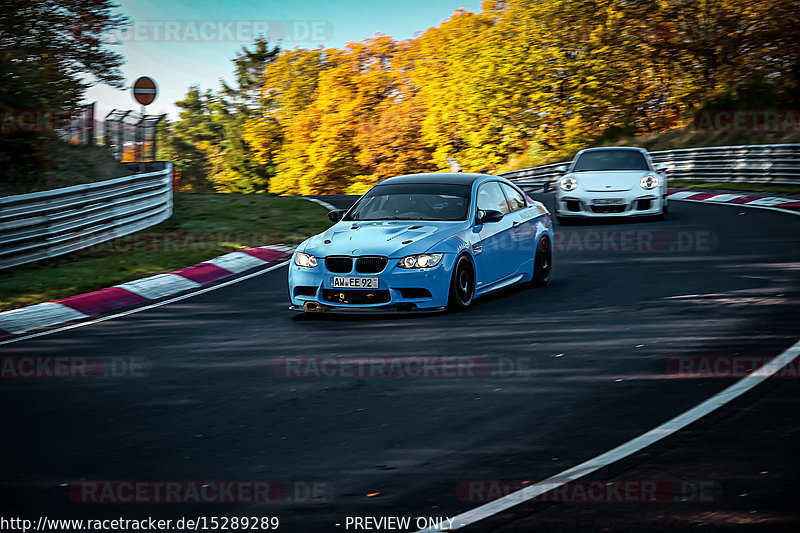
[500,161,567,187]
[501,144,800,187]
[0,162,173,269]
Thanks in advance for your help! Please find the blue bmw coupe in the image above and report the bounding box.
[289,173,553,313]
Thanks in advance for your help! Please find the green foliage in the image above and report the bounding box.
[215,40,281,193]
[162,86,219,192]
[158,40,280,193]
[0,140,132,196]
[0,0,127,183]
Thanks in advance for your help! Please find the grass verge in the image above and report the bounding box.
[0,193,331,312]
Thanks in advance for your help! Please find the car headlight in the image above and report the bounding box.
[640,175,659,189]
[294,252,318,268]
[398,253,443,269]
[560,176,578,191]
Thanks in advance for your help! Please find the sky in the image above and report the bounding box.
[85,0,484,120]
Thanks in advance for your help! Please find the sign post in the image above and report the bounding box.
[132,76,157,173]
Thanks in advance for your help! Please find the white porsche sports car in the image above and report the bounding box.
[551,147,668,223]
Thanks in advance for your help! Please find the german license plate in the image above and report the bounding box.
[592,198,623,206]
[331,277,378,289]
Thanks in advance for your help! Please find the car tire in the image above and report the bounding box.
[447,254,475,311]
[555,215,570,226]
[655,201,668,221]
[531,236,552,287]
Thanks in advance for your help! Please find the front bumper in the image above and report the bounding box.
[556,191,665,218]
[289,302,446,314]
[288,253,456,312]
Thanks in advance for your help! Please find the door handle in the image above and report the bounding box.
[512,220,520,227]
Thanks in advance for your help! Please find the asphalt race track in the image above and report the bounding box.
[1,193,798,532]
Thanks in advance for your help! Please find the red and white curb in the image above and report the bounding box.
[0,245,294,339]
[667,189,800,213]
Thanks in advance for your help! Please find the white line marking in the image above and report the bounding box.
[0,261,290,346]
[302,196,338,211]
[416,338,800,532]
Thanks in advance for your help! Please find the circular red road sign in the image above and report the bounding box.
[132,76,157,106]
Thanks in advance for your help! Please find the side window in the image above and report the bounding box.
[476,182,511,215]
[500,183,526,211]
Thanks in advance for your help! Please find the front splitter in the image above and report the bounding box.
[289,303,446,314]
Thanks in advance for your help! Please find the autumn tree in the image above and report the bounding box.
[244,48,328,194]
[353,41,437,192]
[216,0,800,193]
[260,38,407,194]
[215,39,280,193]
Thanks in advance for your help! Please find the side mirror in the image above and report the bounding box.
[543,180,553,193]
[555,164,568,173]
[654,163,668,172]
[477,209,504,225]
[327,209,346,223]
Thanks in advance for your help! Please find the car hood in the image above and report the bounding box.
[301,220,465,258]
[575,170,651,192]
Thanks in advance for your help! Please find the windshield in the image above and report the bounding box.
[573,150,650,171]
[343,183,471,221]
